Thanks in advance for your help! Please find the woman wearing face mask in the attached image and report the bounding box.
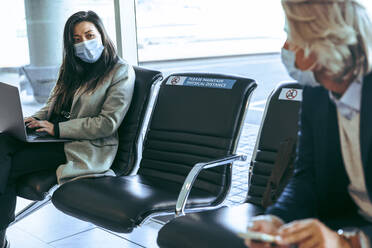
[0,11,135,247]
[245,0,372,248]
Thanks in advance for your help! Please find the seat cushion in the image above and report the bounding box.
[52,175,217,233]
[157,203,264,248]
[16,170,57,201]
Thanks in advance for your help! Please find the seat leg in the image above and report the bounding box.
[9,185,58,227]
[9,196,52,227]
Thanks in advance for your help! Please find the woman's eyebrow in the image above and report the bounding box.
[73,30,94,37]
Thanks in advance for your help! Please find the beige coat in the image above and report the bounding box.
[32,60,135,184]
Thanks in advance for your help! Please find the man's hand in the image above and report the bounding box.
[278,219,351,248]
[26,119,55,136]
[245,215,286,248]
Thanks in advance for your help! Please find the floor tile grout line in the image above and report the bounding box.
[9,226,56,247]
[12,225,62,247]
[99,227,147,248]
[47,227,97,244]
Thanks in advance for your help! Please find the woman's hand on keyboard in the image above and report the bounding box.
[24,117,36,124]
[26,120,55,136]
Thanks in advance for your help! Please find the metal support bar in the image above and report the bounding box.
[130,76,163,175]
[9,184,59,226]
[175,154,247,217]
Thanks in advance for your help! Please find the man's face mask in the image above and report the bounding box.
[74,38,104,63]
[281,48,319,87]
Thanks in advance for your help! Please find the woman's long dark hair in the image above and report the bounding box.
[53,11,118,114]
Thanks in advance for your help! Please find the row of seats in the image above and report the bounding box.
[11,66,302,247]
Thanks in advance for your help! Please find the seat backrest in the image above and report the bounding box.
[138,73,256,203]
[110,66,162,176]
[246,82,302,206]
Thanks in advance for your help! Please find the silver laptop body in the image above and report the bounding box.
[0,82,71,143]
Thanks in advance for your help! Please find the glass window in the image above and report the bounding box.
[0,0,116,110]
[0,0,28,68]
[0,0,116,69]
[63,1,117,46]
[136,0,286,62]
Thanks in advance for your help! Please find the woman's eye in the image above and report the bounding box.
[74,38,81,43]
[87,34,95,39]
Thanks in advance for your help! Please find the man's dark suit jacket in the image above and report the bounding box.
[266,73,372,239]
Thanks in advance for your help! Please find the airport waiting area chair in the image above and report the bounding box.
[51,73,257,233]
[10,66,163,226]
[156,82,302,248]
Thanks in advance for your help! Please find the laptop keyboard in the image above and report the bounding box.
[26,128,50,138]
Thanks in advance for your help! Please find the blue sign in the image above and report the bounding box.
[166,76,237,89]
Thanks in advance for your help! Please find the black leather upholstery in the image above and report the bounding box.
[15,66,162,201]
[138,74,256,196]
[51,175,216,233]
[52,73,257,233]
[246,82,302,205]
[16,171,57,201]
[158,203,264,248]
[157,82,302,248]
[111,66,163,176]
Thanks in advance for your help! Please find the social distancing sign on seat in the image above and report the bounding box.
[166,76,236,89]
[278,88,303,102]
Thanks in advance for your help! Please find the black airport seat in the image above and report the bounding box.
[10,66,163,225]
[157,82,302,248]
[52,73,257,233]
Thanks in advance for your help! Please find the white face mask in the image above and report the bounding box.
[281,48,319,87]
[74,38,104,63]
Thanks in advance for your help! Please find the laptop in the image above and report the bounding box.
[0,82,71,143]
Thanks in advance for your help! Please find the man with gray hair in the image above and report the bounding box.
[246,0,372,247]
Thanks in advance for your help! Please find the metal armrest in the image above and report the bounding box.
[175,154,247,216]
